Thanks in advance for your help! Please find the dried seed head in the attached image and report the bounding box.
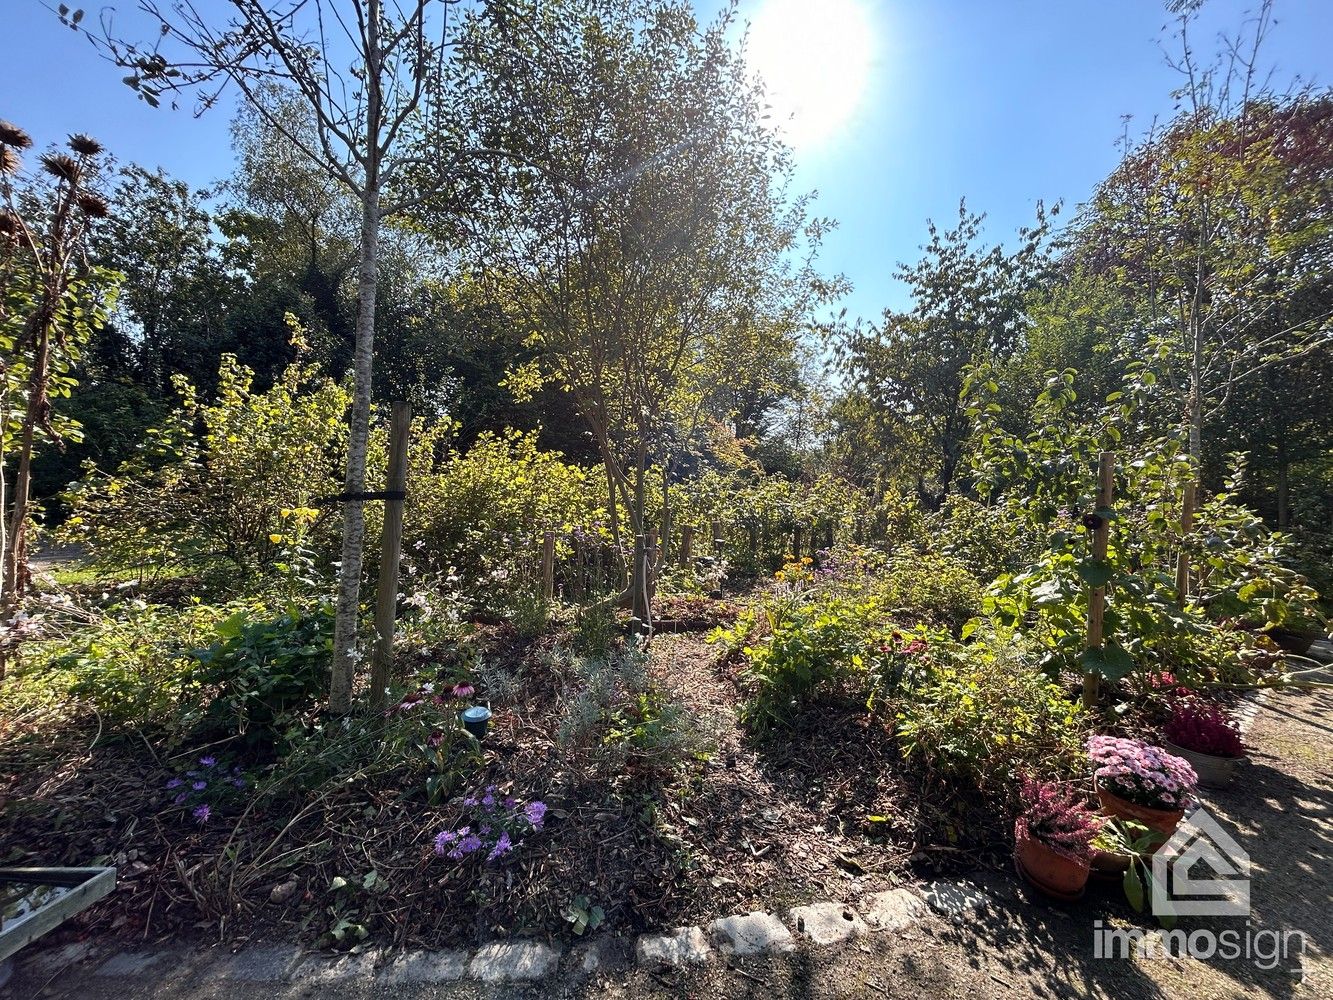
[39,152,81,184]
[75,191,109,218]
[0,147,20,176]
[0,209,21,239]
[0,121,33,150]
[68,133,103,156]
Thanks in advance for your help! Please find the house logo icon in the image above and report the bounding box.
[1152,807,1250,918]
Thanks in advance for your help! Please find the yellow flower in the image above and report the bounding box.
[775,570,786,580]
[801,556,812,565]
[268,533,283,544]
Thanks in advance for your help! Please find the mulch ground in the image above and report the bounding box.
[0,593,959,956]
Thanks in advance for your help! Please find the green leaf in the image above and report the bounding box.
[1079,643,1135,680]
[1076,559,1113,586]
[1123,863,1145,912]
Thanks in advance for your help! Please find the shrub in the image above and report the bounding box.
[896,635,1087,796]
[1014,776,1100,861]
[39,600,234,725]
[1163,701,1245,758]
[873,552,983,632]
[188,603,334,746]
[733,596,871,732]
[61,351,348,582]
[406,429,606,602]
[1088,735,1197,810]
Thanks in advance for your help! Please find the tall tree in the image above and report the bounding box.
[67,0,487,711]
[459,0,829,628]
[838,202,1053,507]
[1073,2,1333,478]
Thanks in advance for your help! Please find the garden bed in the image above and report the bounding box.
[0,599,947,953]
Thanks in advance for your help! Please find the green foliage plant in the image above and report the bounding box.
[62,344,348,583]
[187,602,334,747]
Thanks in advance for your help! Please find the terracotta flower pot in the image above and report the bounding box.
[1095,781,1184,838]
[1089,843,1131,882]
[1164,740,1244,788]
[1014,831,1091,899]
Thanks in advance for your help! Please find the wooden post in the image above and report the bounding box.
[825,521,834,550]
[792,524,803,561]
[370,402,411,713]
[1175,481,1196,608]
[1083,451,1115,709]
[679,524,694,567]
[541,530,556,601]
[711,519,724,556]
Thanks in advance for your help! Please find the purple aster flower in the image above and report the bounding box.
[230,777,246,789]
[165,777,184,790]
[487,831,513,862]
[448,834,483,860]
[433,830,458,856]
[481,794,496,810]
[524,801,547,828]
[199,756,217,767]
[173,792,188,806]
[192,780,207,791]
[192,804,211,823]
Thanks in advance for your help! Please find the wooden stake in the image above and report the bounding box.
[1175,481,1196,607]
[541,530,556,601]
[679,524,694,567]
[1083,451,1115,709]
[711,519,724,556]
[370,402,411,713]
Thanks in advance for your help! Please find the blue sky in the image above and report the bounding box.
[6,1,1333,323]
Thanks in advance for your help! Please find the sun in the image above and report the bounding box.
[745,0,876,149]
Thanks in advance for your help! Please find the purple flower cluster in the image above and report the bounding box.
[434,786,547,864]
[1089,735,1197,810]
[165,755,248,824]
[1164,700,1245,758]
[1014,776,1100,861]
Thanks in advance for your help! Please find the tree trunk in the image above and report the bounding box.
[1276,455,1289,529]
[3,315,54,602]
[327,0,384,715]
[329,197,382,711]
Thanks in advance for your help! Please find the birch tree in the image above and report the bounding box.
[64,0,486,711]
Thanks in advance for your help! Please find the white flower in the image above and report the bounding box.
[345,647,365,664]
[421,682,435,694]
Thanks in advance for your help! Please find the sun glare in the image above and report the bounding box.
[745,0,875,149]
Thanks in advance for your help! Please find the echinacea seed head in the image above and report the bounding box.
[39,152,81,184]
[67,133,103,156]
[0,121,33,150]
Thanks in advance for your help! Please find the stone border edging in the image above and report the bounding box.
[62,887,936,988]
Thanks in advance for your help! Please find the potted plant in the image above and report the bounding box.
[1163,700,1246,787]
[1093,817,1176,927]
[1088,736,1196,837]
[1013,776,1101,900]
